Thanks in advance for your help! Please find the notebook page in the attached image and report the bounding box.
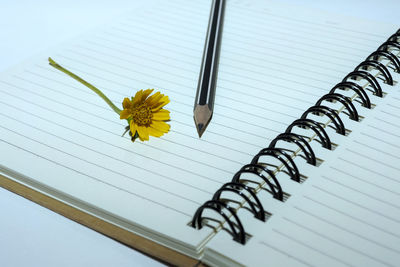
[203,1,400,267]
[243,84,400,267]
[0,0,397,259]
[0,0,218,251]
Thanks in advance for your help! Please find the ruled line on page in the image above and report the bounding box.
[46,59,295,137]
[73,40,320,106]
[337,157,400,186]
[47,51,298,122]
[64,43,192,82]
[0,112,216,198]
[311,184,400,224]
[0,85,236,186]
[0,82,240,180]
[386,103,400,111]
[52,59,302,124]
[77,40,196,72]
[0,125,211,217]
[0,137,194,217]
[0,97,225,190]
[345,148,400,175]
[227,1,387,39]
[377,102,400,117]
[366,124,400,140]
[112,16,351,75]
[219,69,328,94]
[320,174,400,211]
[328,165,400,196]
[146,12,373,57]
[70,44,199,77]
[305,161,400,250]
[149,8,375,76]
[271,229,354,267]
[353,137,400,159]
[102,22,356,71]
[303,196,400,240]
[110,21,352,74]
[219,50,344,81]
[391,96,400,101]
[225,13,383,48]
[160,0,385,47]
[26,66,261,155]
[222,47,350,76]
[120,16,370,59]
[0,107,217,196]
[95,17,346,81]
[81,36,324,102]
[25,73,276,151]
[222,30,371,56]
[0,97,232,188]
[83,31,333,99]
[280,217,396,267]
[88,46,344,101]
[174,0,385,39]
[292,205,400,254]
[159,0,386,42]
[11,73,264,161]
[110,21,360,71]
[33,62,287,139]
[370,117,400,136]
[380,110,400,120]
[55,52,300,121]
[258,239,317,267]
[5,69,264,182]
[32,66,287,145]
[69,42,328,102]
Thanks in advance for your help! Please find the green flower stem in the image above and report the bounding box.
[48,57,122,115]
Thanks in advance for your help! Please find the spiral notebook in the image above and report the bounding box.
[1,0,400,266]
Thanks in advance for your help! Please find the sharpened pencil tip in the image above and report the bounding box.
[194,105,213,138]
[196,123,205,137]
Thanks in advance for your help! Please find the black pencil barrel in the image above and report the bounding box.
[194,0,226,137]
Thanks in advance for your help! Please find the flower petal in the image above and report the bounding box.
[146,92,162,105]
[133,89,143,100]
[132,90,143,105]
[120,109,132,120]
[148,125,165,137]
[140,89,154,102]
[136,125,150,141]
[152,109,170,121]
[129,121,138,136]
[151,96,170,111]
[160,95,170,104]
[146,92,161,106]
[122,97,132,109]
[150,120,170,133]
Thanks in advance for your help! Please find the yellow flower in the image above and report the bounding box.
[120,89,170,141]
[48,58,171,143]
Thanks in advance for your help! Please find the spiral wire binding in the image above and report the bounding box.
[191,29,400,244]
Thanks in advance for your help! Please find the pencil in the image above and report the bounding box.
[194,0,226,138]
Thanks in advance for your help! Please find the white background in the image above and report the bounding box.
[0,0,398,266]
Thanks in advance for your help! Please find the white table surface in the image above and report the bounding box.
[0,1,398,266]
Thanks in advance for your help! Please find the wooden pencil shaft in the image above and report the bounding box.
[195,0,225,109]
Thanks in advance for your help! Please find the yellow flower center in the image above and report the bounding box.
[132,103,153,126]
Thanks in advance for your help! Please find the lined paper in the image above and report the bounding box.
[254,93,400,267]
[203,1,400,266]
[1,0,399,263]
